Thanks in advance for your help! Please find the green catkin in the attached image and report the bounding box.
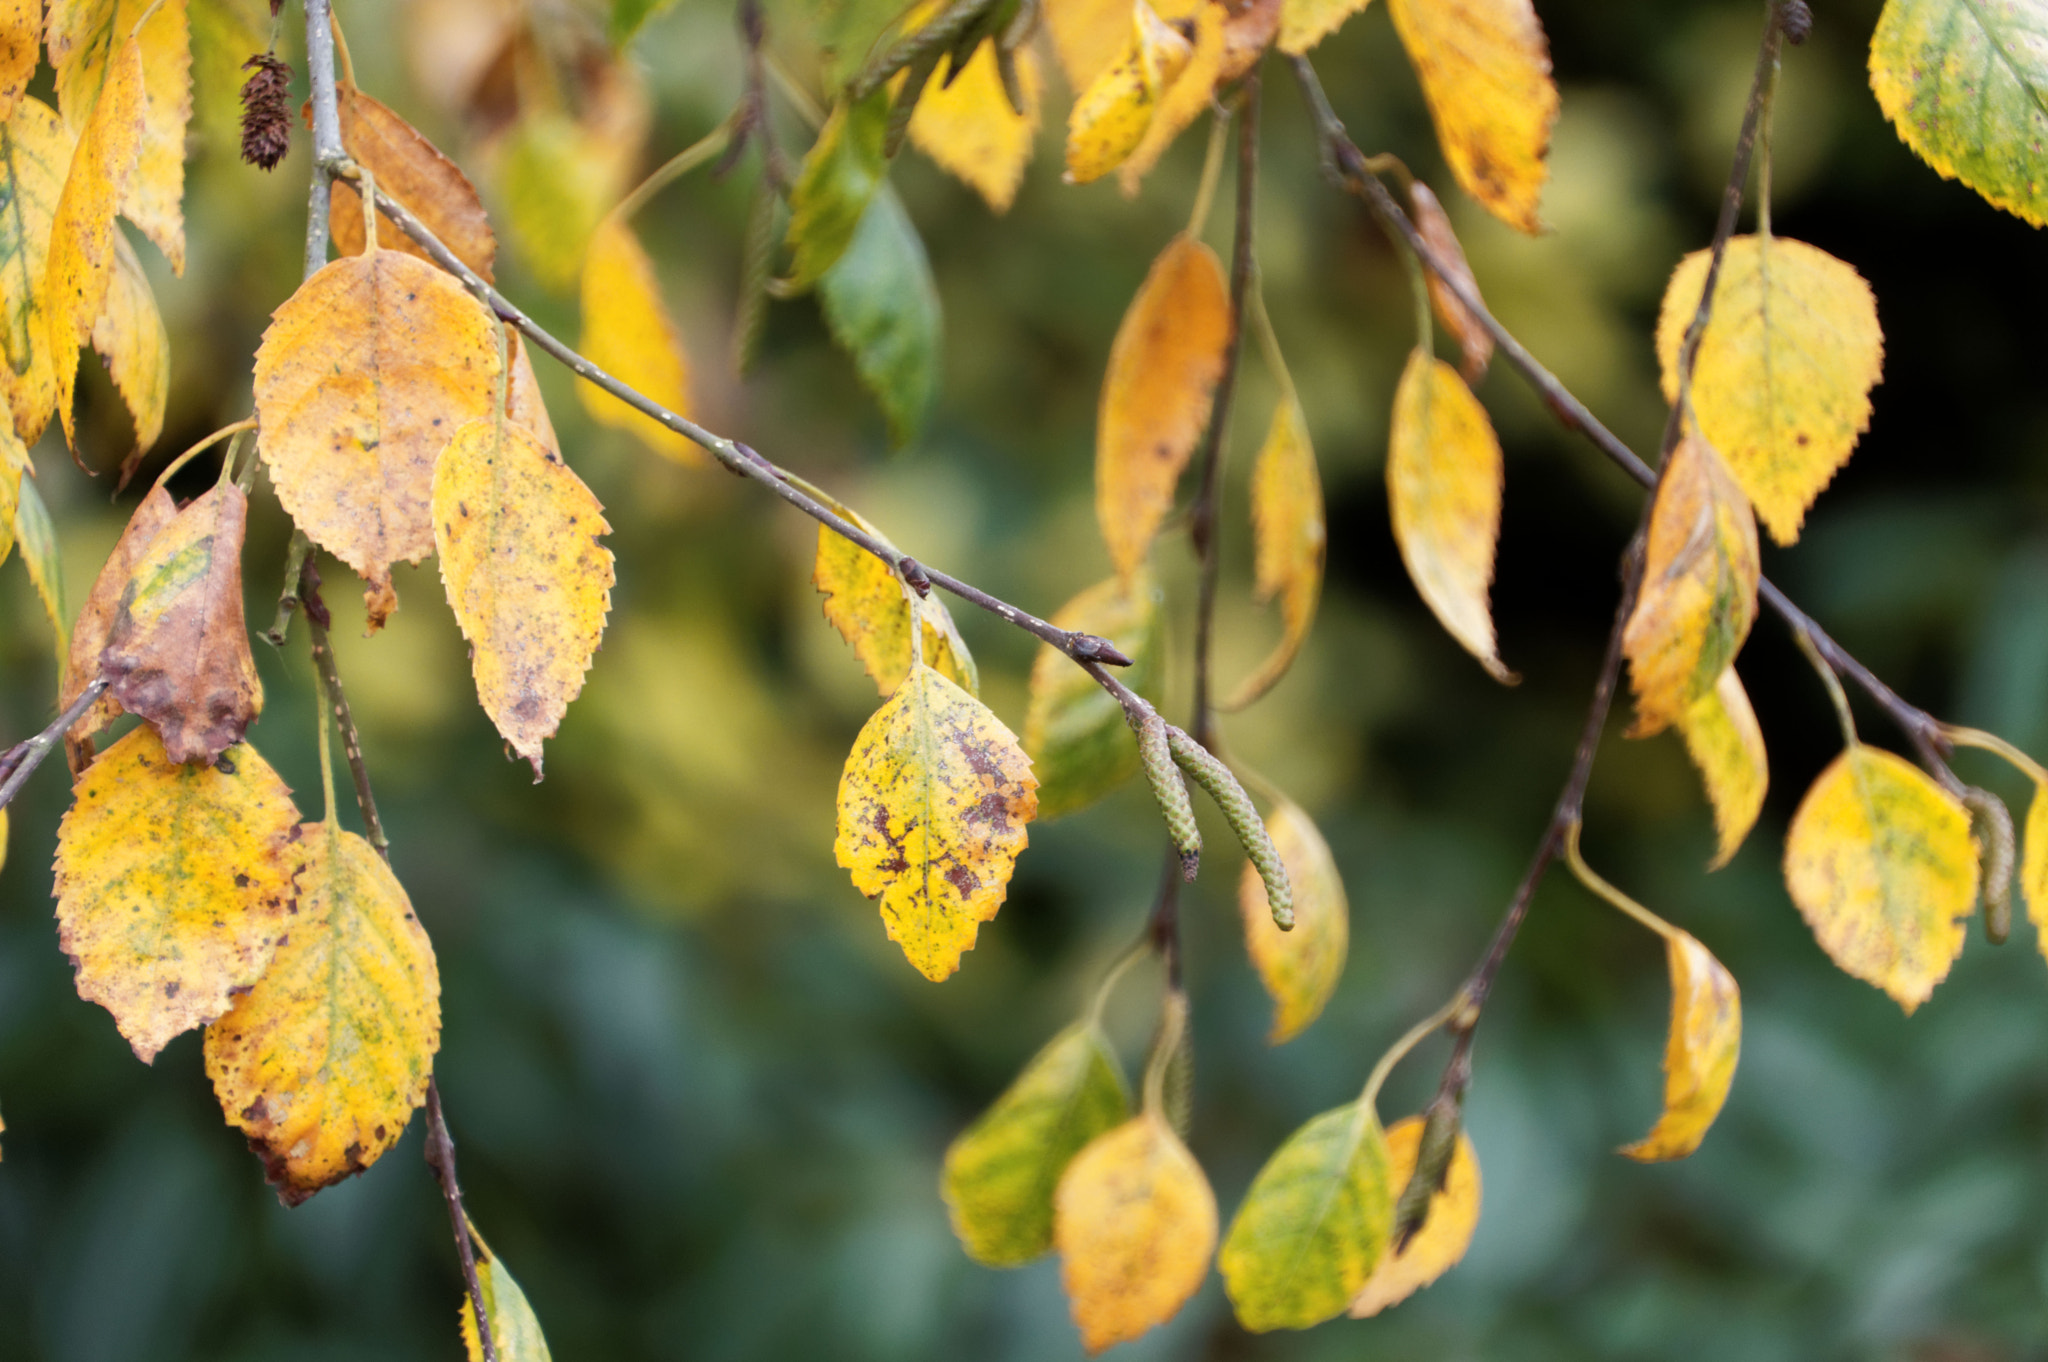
[1135,711,1201,879]
[1166,726,1293,929]
[1962,786,2015,945]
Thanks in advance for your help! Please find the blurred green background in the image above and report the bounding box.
[4,0,2048,1357]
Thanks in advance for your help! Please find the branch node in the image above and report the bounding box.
[897,556,932,597]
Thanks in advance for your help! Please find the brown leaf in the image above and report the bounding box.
[1409,181,1492,382]
[331,85,497,282]
[61,482,177,774]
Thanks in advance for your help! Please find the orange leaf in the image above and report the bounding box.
[1410,181,1492,382]
[331,84,498,282]
[1349,1116,1480,1316]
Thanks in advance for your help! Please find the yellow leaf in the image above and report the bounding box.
[0,0,36,121]
[434,415,615,779]
[0,456,15,569]
[53,725,299,1063]
[1096,232,1230,579]
[834,662,1036,980]
[204,821,440,1205]
[1621,432,1759,737]
[2024,783,2048,971]
[1280,0,1371,56]
[1409,181,1492,382]
[1784,745,1979,1012]
[1654,235,1884,545]
[1024,572,1161,819]
[1387,349,1510,681]
[49,0,190,272]
[943,1022,1131,1266]
[0,97,69,445]
[1046,0,1131,89]
[576,212,698,466]
[1621,928,1741,1162]
[1226,397,1324,709]
[1055,1111,1217,1353]
[332,84,498,282]
[1678,668,1767,869]
[61,482,176,771]
[813,502,979,697]
[1239,795,1347,1043]
[506,334,559,456]
[252,247,502,616]
[460,1221,554,1362]
[1386,0,1556,233]
[1115,2,1226,195]
[91,224,168,460]
[1064,1,1193,186]
[909,40,1042,214]
[1220,1101,1390,1331]
[43,25,143,448]
[1349,1116,1479,1316]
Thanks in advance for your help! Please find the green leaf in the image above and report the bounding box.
[16,475,64,651]
[1219,1101,1394,1332]
[942,1022,1130,1266]
[610,0,675,43]
[819,187,941,446]
[1869,0,2048,226]
[461,1220,553,1362]
[784,87,892,293]
[1022,574,1161,820]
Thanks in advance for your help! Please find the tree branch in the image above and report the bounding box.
[0,679,109,813]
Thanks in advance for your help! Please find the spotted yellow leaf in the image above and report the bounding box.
[1115,2,1226,194]
[909,38,1042,213]
[1388,349,1510,681]
[92,224,168,462]
[1349,1115,1479,1316]
[1621,928,1740,1162]
[813,501,978,697]
[204,821,439,1204]
[1226,397,1324,709]
[0,0,35,121]
[1784,745,1979,1012]
[0,97,69,445]
[460,1220,554,1362]
[577,211,698,466]
[49,0,190,272]
[1064,1,1194,185]
[1678,668,1767,869]
[53,726,299,1063]
[1239,795,1347,1043]
[835,662,1036,981]
[1655,235,1883,545]
[1024,573,1161,820]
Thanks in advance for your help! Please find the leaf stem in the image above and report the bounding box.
[613,116,740,224]
[1186,106,1231,240]
[152,417,256,494]
[1944,726,2048,785]
[1140,987,1189,1119]
[1359,989,1464,1112]
[1562,821,1675,940]
[1791,619,1858,747]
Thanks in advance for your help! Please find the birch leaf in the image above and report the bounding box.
[0,0,35,121]
[1047,0,1130,89]
[909,39,1042,213]
[834,663,1036,981]
[53,726,298,1063]
[1238,795,1347,1043]
[1869,0,2048,227]
[943,1022,1132,1266]
[493,109,635,293]
[100,482,262,766]
[1281,0,1371,57]
[1784,745,1979,1012]
[1349,1116,1479,1316]
[204,821,439,1204]
[49,0,189,272]
[1023,573,1162,820]
[576,211,697,465]
[331,86,496,281]
[253,248,502,618]
[813,502,977,697]
[1220,1100,1391,1332]
[61,483,177,771]
[2024,783,2048,970]
[0,97,68,445]
[1621,928,1741,1162]
[506,334,559,456]
[1410,181,1492,382]
[1387,349,1509,681]
[784,87,891,292]
[460,1220,554,1362]
[1386,0,1556,233]
[92,224,168,465]
[15,474,64,647]
[819,187,941,446]
[1056,1112,1217,1353]
[1097,232,1230,579]
[44,26,143,448]
[1621,432,1760,738]
[1065,2,1193,185]
[1226,397,1323,709]
[1655,235,1884,544]
[0,456,14,568]
[434,416,615,780]
[1678,668,1768,869]
[1115,2,1226,194]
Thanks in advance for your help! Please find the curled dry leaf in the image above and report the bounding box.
[813,501,978,697]
[1677,667,1767,869]
[1386,0,1556,233]
[1056,1111,1218,1353]
[94,225,170,472]
[1349,1116,1479,1316]
[1784,745,1979,1012]
[0,97,69,445]
[943,1022,1131,1266]
[53,726,299,1063]
[50,0,191,272]
[434,416,615,780]
[1226,397,1324,709]
[1115,3,1225,195]
[331,84,498,281]
[1655,235,1883,545]
[1621,928,1740,1162]
[204,821,440,1205]
[908,32,1042,213]
[61,482,177,773]
[1064,1,1193,186]
[1219,0,1284,80]
[1409,181,1492,382]
[1387,349,1511,681]
[1097,232,1231,579]
[1023,573,1161,820]
[459,1220,554,1362]
[577,211,698,465]
[834,663,1037,981]
[1238,794,1348,1043]
[1622,432,1759,738]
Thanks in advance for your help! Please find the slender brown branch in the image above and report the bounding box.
[0,679,110,812]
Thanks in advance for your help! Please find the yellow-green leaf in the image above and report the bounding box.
[490,71,649,293]
[1622,431,1759,738]
[53,726,299,1063]
[814,502,978,697]
[1238,795,1347,1043]
[50,0,190,272]
[1097,231,1230,579]
[1386,0,1556,233]
[15,473,64,649]
[943,1022,1131,1266]
[1349,1115,1479,1316]
[1023,573,1161,820]
[1784,745,1979,1012]
[1678,667,1768,869]
[834,662,1037,981]
[92,224,168,463]
[784,86,891,292]
[2024,783,2048,971]
[461,1220,554,1362]
[1220,1100,1391,1332]
[1226,396,1324,709]
[1387,349,1509,681]
[1064,1,1193,186]
[434,416,615,780]
[1621,928,1741,1162]
[577,211,698,466]
[0,97,69,445]
[908,37,1042,213]
[204,821,440,1204]
[1655,235,1883,545]
[1870,0,2048,227]
[1056,1111,1217,1353]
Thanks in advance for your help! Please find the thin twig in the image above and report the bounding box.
[0,679,109,812]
